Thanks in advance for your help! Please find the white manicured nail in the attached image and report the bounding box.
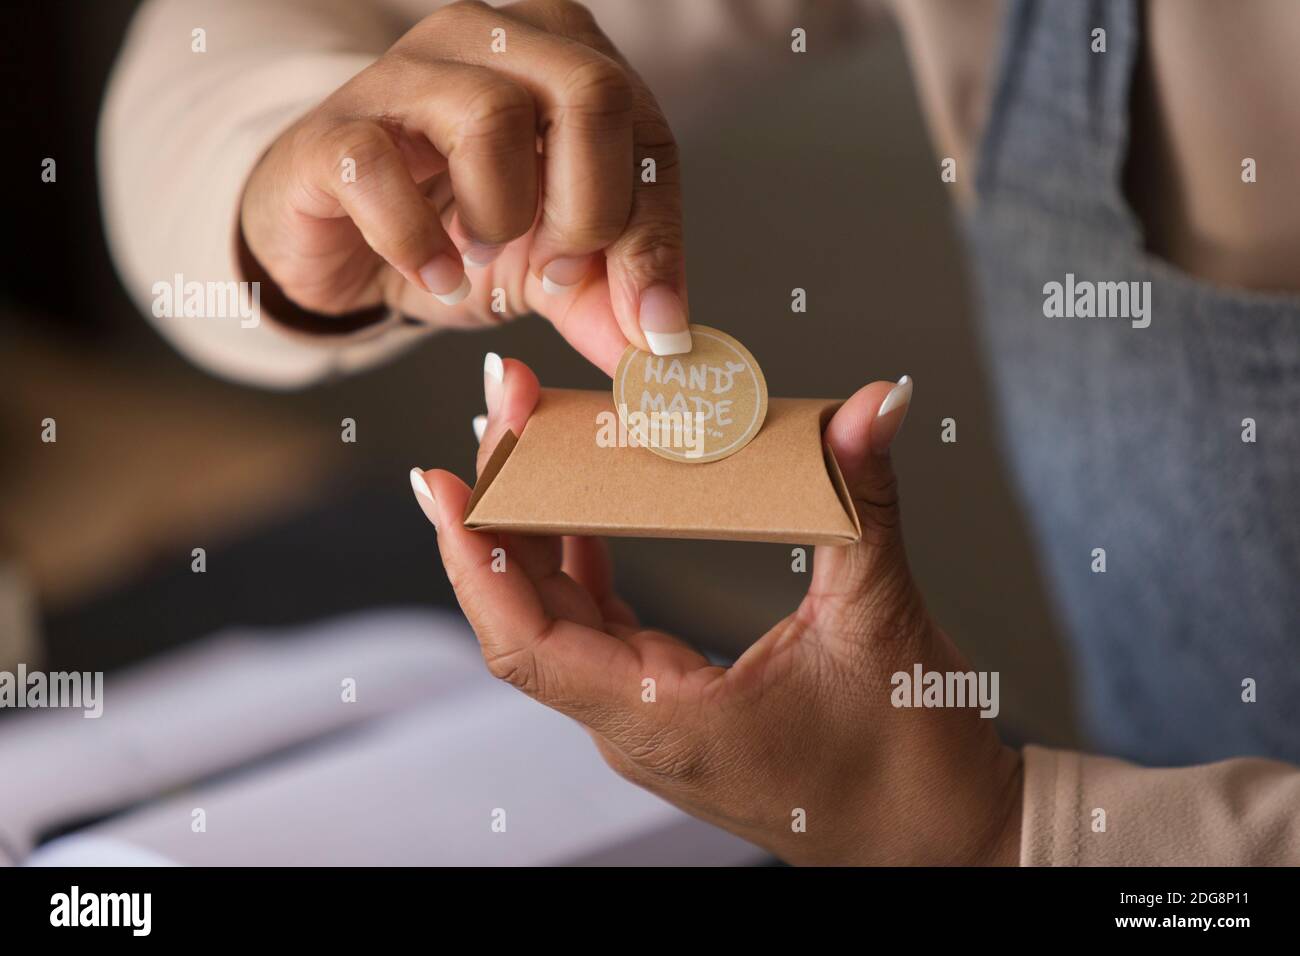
[484,352,503,415]
[433,274,472,306]
[472,415,487,442]
[462,242,502,268]
[638,286,692,355]
[877,375,913,418]
[542,256,588,294]
[643,329,693,356]
[408,468,438,529]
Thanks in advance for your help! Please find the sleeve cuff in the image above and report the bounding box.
[1020,744,1083,865]
[1021,744,1300,865]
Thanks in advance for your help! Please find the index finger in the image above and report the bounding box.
[438,2,637,288]
[500,0,692,358]
[475,355,541,476]
[422,468,643,729]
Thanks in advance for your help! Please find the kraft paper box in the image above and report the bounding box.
[463,388,862,545]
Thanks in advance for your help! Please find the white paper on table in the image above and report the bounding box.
[5,608,765,867]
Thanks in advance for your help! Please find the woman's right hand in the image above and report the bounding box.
[239,0,692,374]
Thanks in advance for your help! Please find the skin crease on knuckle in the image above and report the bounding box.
[453,83,537,155]
[383,223,438,275]
[535,180,629,248]
[482,643,540,696]
[318,120,396,196]
[633,118,681,177]
[557,56,636,129]
[611,224,684,284]
[450,92,539,242]
[849,471,903,532]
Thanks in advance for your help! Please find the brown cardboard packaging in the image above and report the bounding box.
[463,388,861,545]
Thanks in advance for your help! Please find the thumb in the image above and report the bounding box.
[826,374,913,536]
[809,376,920,630]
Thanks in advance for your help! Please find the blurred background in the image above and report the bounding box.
[1,0,1077,862]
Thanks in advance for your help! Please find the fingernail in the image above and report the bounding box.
[462,241,503,269]
[541,255,590,295]
[419,253,471,304]
[408,467,438,529]
[483,351,503,416]
[434,274,472,305]
[472,414,487,442]
[873,375,913,454]
[638,286,692,355]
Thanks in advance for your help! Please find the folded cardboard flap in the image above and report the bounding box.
[463,388,861,545]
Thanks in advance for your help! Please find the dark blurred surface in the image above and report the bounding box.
[1,1,1078,746]
[2,0,143,339]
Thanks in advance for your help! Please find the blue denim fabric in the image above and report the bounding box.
[964,0,1300,764]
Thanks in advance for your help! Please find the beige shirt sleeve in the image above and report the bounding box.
[1021,745,1300,865]
[99,0,431,389]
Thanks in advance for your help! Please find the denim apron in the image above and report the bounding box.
[965,0,1300,764]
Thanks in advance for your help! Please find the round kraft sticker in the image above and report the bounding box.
[612,325,769,464]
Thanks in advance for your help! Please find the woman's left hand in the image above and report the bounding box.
[410,356,1023,865]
